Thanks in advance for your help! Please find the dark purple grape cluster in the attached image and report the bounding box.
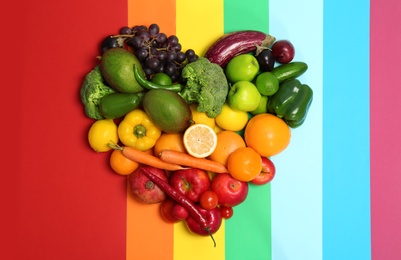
[100,23,199,81]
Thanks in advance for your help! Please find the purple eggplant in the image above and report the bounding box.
[204,30,276,67]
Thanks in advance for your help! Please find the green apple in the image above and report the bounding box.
[228,81,261,112]
[250,95,268,115]
[225,54,259,83]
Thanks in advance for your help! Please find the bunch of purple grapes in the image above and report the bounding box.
[101,23,199,82]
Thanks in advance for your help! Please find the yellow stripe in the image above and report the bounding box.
[176,0,224,56]
[174,0,225,259]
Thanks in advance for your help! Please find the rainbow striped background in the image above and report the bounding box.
[6,0,401,259]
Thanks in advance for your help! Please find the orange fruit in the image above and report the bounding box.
[154,132,186,156]
[208,130,246,167]
[227,147,262,182]
[244,113,291,157]
[183,124,217,158]
[109,149,139,175]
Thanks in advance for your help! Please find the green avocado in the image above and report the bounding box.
[142,89,193,133]
[100,48,145,93]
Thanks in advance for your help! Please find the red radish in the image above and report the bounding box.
[172,204,189,220]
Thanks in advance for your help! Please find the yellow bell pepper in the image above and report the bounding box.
[117,109,162,151]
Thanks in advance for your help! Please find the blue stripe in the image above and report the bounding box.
[322,0,371,259]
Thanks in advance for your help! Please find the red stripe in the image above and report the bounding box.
[14,0,128,259]
[370,1,401,259]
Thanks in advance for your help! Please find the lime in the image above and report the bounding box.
[151,72,173,86]
[255,72,279,96]
[250,95,268,115]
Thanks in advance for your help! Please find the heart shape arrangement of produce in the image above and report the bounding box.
[80,23,313,247]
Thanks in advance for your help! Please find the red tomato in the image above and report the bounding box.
[220,206,234,219]
[160,198,180,223]
[199,190,219,210]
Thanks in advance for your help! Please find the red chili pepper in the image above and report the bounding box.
[140,166,216,247]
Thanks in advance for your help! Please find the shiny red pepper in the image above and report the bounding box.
[140,166,217,247]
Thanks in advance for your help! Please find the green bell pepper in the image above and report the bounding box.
[267,78,313,128]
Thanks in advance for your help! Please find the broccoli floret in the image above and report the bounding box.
[179,58,229,118]
[79,65,116,120]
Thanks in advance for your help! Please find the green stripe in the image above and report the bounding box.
[224,1,271,259]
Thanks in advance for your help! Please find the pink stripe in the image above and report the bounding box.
[370,1,401,259]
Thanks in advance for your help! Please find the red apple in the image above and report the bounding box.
[250,157,276,185]
[160,198,181,223]
[128,165,168,204]
[271,39,295,64]
[211,173,248,207]
[169,168,211,202]
[185,205,222,236]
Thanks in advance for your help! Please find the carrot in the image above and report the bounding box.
[108,143,185,171]
[159,150,229,174]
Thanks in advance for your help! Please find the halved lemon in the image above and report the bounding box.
[183,124,218,158]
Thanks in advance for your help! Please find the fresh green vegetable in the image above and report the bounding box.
[80,65,116,120]
[99,92,142,119]
[267,78,313,128]
[179,58,229,118]
[271,61,308,83]
[134,64,183,92]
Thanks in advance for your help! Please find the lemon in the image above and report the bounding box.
[183,124,217,158]
[255,72,279,96]
[189,104,216,129]
[215,102,249,132]
[88,119,118,152]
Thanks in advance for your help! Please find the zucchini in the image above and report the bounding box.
[272,61,308,83]
[99,92,142,119]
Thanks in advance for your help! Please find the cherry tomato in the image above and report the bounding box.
[199,190,218,210]
[220,206,234,219]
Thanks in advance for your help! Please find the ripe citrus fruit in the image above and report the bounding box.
[189,104,216,129]
[215,102,249,132]
[227,147,262,182]
[183,124,218,158]
[255,71,279,96]
[151,72,173,86]
[244,113,291,157]
[250,95,268,115]
[109,149,139,175]
[154,132,186,156]
[88,119,118,152]
[208,130,246,167]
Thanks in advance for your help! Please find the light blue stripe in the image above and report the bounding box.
[322,0,371,259]
[269,0,323,259]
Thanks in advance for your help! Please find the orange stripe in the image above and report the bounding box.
[126,1,176,259]
[128,0,176,36]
